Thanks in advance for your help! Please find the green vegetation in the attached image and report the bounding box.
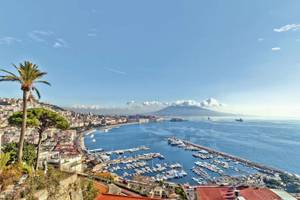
[2,142,37,166]
[21,166,72,199]
[0,61,50,163]
[175,186,188,200]
[81,179,98,200]
[280,173,300,193]
[0,163,32,190]
[0,153,10,171]
[9,108,69,170]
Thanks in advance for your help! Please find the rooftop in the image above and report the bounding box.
[195,186,297,200]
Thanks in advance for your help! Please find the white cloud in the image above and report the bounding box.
[172,100,201,107]
[274,24,300,32]
[170,98,223,108]
[271,47,281,51]
[126,98,224,108]
[28,30,68,48]
[72,104,101,109]
[104,67,127,75]
[0,37,21,45]
[70,98,226,115]
[258,38,264,42]
[28,30,53,42]
[53,38,68,48]
[88,33,97,37]
[201,98,223,107]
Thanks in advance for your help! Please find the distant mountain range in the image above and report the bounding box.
[153,105,232,117]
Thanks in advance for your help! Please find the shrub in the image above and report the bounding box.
[0,153,10,171]
[2,142,36,166]
[0,165,23,189]
[81,179,98,200]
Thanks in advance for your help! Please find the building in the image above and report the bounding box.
[195,185,297,200]
[94,181,161,200]
[96,194,161,200]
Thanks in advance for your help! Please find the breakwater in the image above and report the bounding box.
[177,138,285,175]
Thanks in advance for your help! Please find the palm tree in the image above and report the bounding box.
[0,61,50,163]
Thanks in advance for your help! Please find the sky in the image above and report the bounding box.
[1,0,300,117]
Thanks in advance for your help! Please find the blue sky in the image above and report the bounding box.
[1,0,300,116]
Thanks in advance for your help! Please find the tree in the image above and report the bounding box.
[0,61,50,163]
[2,142,37,166]
[9,108,69,170]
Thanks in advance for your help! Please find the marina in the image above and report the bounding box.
[167,137,285,175]
[87,136,267,185]
[85,120,300,185]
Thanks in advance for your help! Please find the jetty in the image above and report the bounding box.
[168,137,285,175]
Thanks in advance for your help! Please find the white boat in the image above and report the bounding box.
[92,139,96,143]
[90,134,94,138]
[103,128,109,133]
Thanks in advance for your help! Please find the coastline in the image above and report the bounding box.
[97,122,140,132]
[77,121,141,152]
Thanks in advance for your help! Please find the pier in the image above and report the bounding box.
[169,137,285,175]
[88,148,104,153]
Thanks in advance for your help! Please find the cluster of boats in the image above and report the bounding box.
[167,137,198,151]
[193,152,213,159]
[112,162,187,181]
[155,169,187,181]
[212,159,229,169]
[195,161,224,175]
[192,177,207,185]
[103,146,150,156]
[192,167,211,181]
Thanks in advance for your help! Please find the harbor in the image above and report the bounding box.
[167,137,285,175]
[86,145,189,182]
[85,135,276,185]
[84,120,300,185]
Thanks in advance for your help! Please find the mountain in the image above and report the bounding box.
[153,105,232,117]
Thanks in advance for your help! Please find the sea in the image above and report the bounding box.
[84,118,300,184]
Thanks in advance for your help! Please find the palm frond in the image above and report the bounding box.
[0,69,18,77]
[0,75,21,82]
[32,87,41,99]
[35,80,51,86]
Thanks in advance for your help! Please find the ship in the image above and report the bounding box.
[170,118,184,122]
[235,118,243,122]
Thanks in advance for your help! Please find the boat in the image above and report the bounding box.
[195,161,224,175]
[170,118,184,122]
[193,153,212,159]
[212,159,229,169]
[90,134,94,138]
[103,128,109,133]
[235,118,243,122]
[92,139,96,143]
[192,167,210,180]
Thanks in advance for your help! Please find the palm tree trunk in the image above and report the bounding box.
[35,131,43,170]
[18,90,28,163]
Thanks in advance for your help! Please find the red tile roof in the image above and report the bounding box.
[196,186,283,200]
[196,186,235,200]
[240,188,282,200]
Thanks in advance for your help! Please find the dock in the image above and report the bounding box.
[169,137,285,175]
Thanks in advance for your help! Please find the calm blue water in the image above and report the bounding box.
[85,119,300,184]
